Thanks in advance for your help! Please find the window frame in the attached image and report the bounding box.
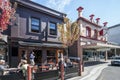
[49,22,57,35]
[31,17,40,33]
[86,26,91,37]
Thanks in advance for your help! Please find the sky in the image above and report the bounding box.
[31,0,120,27]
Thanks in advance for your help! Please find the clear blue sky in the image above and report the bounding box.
[31,0,120,27]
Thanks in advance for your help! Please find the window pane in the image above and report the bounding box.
[31,25,39,30]
[31,26,39,32]
[50,23,56,29]
[50,29,56,35]
[31,18,39,26]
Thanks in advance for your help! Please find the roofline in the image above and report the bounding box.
[15,0,66,18]
[77,17,102,28]
[108,23,120,29]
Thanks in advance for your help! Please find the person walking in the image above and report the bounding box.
[30,51,35,66]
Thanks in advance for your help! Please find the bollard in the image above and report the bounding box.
[82,61,84,72]
[61,62,64,80]
[78,61,82,76]
[27,66,32,80]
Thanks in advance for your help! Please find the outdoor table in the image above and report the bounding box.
[39,66,49,71]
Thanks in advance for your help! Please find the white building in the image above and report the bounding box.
[108,24,120,45]
[107,24,120,56]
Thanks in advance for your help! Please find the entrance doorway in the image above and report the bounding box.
[33,50,42,65]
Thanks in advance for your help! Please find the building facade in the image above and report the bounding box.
[108,24,120,44]
[6,0,66,67]
[108,24,120,56]
[69,6,108,62]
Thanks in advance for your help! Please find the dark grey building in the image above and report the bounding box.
[7,0,66,67]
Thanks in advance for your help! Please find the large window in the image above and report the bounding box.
[86,26,91,37]
[49,22,57,35]
[31,18,40,33]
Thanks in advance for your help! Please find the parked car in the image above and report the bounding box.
[69,57,80,62]
[111,56,120,66]
[68,57,80,67]
[108,56,115,59]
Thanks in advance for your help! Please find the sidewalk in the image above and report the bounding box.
[67,60,110,80]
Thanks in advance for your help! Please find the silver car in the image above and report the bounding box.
[111,56,120,66]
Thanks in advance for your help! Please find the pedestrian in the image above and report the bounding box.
[21,51,27,60]
[18,51,27,69]
[20,60,29,80]
[58,59,62,79]
[58,58,66,79]
[30,51,35,66]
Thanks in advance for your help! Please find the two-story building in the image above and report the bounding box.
[7,0,66,67]
[69,6,120,67]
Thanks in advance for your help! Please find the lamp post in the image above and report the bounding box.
[60,52,64,80]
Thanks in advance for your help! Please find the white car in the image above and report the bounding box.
[111,56,120,66]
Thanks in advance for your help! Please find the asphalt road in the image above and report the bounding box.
[97,65,120,80]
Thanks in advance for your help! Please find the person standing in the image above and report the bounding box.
[20,60,29,80]
[30,51,35,66]
[21,51,27,60]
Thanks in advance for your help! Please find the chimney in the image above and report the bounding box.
[77,6,84,17]
[103,22,108,27]
[89,14,95,22]
[96,18,100,24]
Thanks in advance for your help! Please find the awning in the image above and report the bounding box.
[0,35,7,44]
[82,43,120,51]
[18,41,64,48]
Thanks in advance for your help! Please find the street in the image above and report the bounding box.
[97,65,120,80]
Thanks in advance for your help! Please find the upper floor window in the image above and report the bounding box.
[86,26,91,37]
[99,29,103,36]
[31,18,40,33]
[49,22,57,35]
[94,29,98,39]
